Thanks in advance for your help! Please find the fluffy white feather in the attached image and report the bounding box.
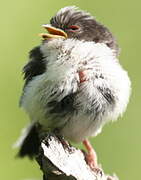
[21,38,131,142]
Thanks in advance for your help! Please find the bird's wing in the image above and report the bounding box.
[23,46,46,85]
[19,46,47,106]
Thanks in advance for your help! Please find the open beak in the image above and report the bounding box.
[39,24,68,39]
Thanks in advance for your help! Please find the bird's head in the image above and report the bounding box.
[40,6,119,55]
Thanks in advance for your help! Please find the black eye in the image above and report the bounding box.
[68,25,80,31]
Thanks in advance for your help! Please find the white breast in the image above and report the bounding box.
[21,38,131,142]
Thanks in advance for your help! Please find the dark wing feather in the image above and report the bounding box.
[23,46,46,86]
[20,46,47,106]
[18,47,47,158]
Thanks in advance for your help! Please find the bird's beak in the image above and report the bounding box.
[39,24,68,39]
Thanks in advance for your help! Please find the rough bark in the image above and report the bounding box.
[36,133,119,180]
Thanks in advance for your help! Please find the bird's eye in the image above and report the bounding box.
[67,25,80,31]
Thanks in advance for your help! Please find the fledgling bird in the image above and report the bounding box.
[16,6,131,169]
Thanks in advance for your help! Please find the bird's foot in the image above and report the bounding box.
[84,149,102,175]
[58,136,75,153]
[83,139,102,175]
[54,129,74,153]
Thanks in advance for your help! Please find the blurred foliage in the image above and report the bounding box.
[0,0,140,179]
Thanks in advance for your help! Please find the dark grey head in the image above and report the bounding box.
[50,6,119,55]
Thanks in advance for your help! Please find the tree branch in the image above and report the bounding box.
[36,133,119,180]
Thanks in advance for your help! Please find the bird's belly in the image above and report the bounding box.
[37,79,115,142]
[22,63,131,142]
[60,113,103,142]
[58,81,115,142]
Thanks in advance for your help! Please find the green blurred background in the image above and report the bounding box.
[0,0,140,179]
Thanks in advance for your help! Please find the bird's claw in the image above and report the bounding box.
[84,152,102,175]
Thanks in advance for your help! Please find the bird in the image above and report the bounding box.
[16,6,131,169]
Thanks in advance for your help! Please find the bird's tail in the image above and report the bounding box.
[14,122,40,159]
